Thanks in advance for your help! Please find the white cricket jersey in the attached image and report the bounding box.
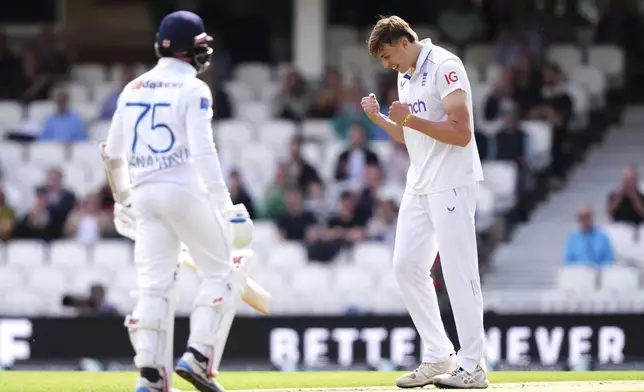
[397,38,483,194]
[104,58,230,206]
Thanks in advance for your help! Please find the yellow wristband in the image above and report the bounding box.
[401,113,413,126]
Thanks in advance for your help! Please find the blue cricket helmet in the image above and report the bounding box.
[154,10,213,74]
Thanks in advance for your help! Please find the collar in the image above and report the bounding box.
[403,38,434,80]
[157,57,197,77]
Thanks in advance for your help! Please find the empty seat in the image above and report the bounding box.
[69,141,102,170]
[464,45,495,67]
[61,164,90,196]
[475,185,496,232]
[15,164,47,190]
[93,240,133,269]
[28,142,67,167]
[234,63,273,86]
[93,82,119,104]
[238,144,277,199]
[302,120,336,141]
[50,240,90,268]
[600,265,640,294]
[290,264,333,296]
[67,82,90,103]
[0,290,47,316]
[0,265,26,293]
[88,121,110,142]
[258,120,297,149]
[74,102,98,122]
[28,266,68,298]
[353,242,392,271]
[237,102,272,123]
[555,265,598,294]
[72,63,107,84]
[520,120,552,170]
[214,120,254,147]
[546,45,582,77]
[589,45,624,84]
[371,141,394,162]
[27,101,55,125]
[571,65,606,108]
[223,81,253,104]
[605,223,638,262]
[482,161,518,212]
[6,240,47,267]
[71,266,114,294]
[332,265,378,311]
[252,221,280,249]
[300,142,323,167]
[0,101,24,131]
[0,141,25,171]
[267,241,308,271]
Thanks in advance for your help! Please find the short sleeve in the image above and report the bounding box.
[185,81,214,124]
[435,59,468,100]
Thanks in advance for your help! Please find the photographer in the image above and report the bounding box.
[62,284,118,316]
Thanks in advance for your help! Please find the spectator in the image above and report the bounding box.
[276,187,318,241]
[13,186,57,240]
[563,203,614,268]
[34,27,70,80]
[287,135,321,194]
[277,69,309,121]
[332,84,372,140]
[199,65,232,119]
[0,187,16,240]
[261,162,289,220]
[39,86,87,142]
[64,193,114,246]
[513,53,542,115]
[308,68,342,118]
[42,168,77,238]
[0,33,24,100]
[495,28,524,68]
[474,130,489,161]
[607,165,644,225]
[366,199,398,244]
[19,45,53,102]
[325,191,367,248]
[528,62,574,183]
[228,170,257,220]
[100,65,135,120]
[334,124,380,185]
[98,183,115,213]
[494,103,529,191]
[484,67,516,123]
[356,164,383,222]
[64,284,118,316]
[304,181,333,227]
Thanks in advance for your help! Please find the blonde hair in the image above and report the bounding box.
[367,16,418,56]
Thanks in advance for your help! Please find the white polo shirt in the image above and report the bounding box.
[397,39,483,195]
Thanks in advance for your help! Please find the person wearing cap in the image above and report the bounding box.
[102,10,252,392]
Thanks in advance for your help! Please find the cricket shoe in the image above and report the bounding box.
[432,365,489,389]
[175,351,225,392]
[395,355,457,388]
[134,376,168,392]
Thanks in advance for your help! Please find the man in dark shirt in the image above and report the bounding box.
[228,170,257,220]
[495,103,529,192]
[355,164,383,222]
[326,191,367,247]
[334,124,380,184]
[287,135,321,194]
[277,187,317,241]
[607,165,644,225]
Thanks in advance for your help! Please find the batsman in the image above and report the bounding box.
[101,10,262,392]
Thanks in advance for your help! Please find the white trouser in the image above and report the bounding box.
[392,183,485,373]
[129,181,233,370]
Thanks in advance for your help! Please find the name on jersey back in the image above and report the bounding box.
[129,148,190,170]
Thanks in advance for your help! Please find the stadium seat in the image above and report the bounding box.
[300,142,323,167]
[0,265,26,293]
[546,45,582,77]
[566,82,590,131]
[238,102,273,123]
[481,161,518,213]
[331,264,379,312]
[352,242,392,272]
[238,144,277,199]
[49,240,90,268]
[485,63,502,83]
[69,141,103,170]
[108,289,135,315]
[214,119,254,148]
[133,63,150,78]
[234,63,273,86]
[6,240,47,267]
[589,45,624,85]
[0,290,47,316]
[70,266,114,294]
[605,223,638,262]
[600,265,640,293]
[320,141,345,182]
[0,141,25,171]
[520,120,552,170]
[266,241,308,271]
[464,45,495,67]
[74,101,98,122]
[15,164,47,190]
[26,101,55,125]
[258,120,297,150]
[27,142,67,167]
[302,120,336,141]
[371,140,394,162]
[223,81,253,105]
[93,240,133,269]
[571,64,606,109]
[92,82,119,104]
[0,100,24,132]
[72,63,107,84]
[61,164,90,196]
[88,120,111,142]
[464,63,483,85]
[252,222,280,252]
[555,265,598,294]
[28,266,68,298]
[475,184,496,232]
[67,82,90,103]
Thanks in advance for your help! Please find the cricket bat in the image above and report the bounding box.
[99,143,272,315]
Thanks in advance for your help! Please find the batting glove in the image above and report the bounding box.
[113,202,137,241]
[225,203,254,249]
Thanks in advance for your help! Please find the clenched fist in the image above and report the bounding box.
[361,93,380,121]
[389,101,411,125]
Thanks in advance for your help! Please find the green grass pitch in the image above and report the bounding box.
[1,371,643,392]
